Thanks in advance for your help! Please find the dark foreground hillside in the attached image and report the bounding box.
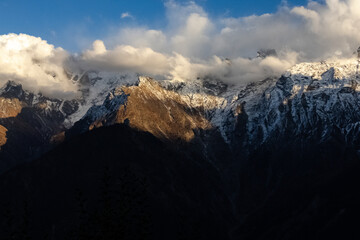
[0,124,360,240]
[0,124,233,240]
[234,137,360,240]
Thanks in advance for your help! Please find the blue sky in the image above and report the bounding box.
[0,0,308,51]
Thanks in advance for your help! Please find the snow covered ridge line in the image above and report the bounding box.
[240,59,360,147]
[4,57,360,135]
[280,59,360,97]
[3,57,360,168]
[63,71,139,126]
[64,58,360,136]
[287,59,359,81]
[0,80,80,119]
[5,57,360,175]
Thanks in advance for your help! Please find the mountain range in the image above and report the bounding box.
[0,59,360,239]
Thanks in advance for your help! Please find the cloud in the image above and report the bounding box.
[121,12,133,19]
[3,1,360,99]
[87,0,360,84]
[213,0,360,60]
[107,28,167,52]
[168,52,298,84]
[79,0,302,83]
[0,33,78,98]
[80,40,171,76]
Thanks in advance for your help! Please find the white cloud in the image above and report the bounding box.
[121,12,133,19]
[107,28,167,52]
[0,33,78,98]
[80,1,302,83]
[81,40,171,76]
[93,0,360,84]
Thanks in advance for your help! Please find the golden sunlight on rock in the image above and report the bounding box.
[89,121,104,131]
[36,102,48,110]
[0,125,7,148]
[50,131,66,145]
[116,77,211,141]
[0,97,23,118]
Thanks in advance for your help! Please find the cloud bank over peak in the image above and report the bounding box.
[81,40,171,76]
[2,1,360,98]
[106,0,360,60]
[81,0,360,84]
[0,33,78,98]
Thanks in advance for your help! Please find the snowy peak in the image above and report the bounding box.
[71,76,212,141]
[0,81,28,101]
[288,59,358,80]
[37,58,360,151]
[286,59,360,92]
[233,59,360,151]
[4,58,360,169]
[0,80,80,118]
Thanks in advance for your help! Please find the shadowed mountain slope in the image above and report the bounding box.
[0,124,234,240]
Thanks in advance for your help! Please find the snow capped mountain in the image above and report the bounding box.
[64,58,360,153]
[69,76,213,141]
[2,58,360,240]
[0,80,79,119]
[2,57,360,172]
[64,71,139,127]
[237,59,360,149]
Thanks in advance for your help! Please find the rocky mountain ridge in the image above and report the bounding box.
[68,59,360,153]
[1,59,360,239]
[0,81,79,171]
[2,59,360,171]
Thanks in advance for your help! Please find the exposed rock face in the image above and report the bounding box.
[69,59,360,154]
[0,81,79,172]
[229,59,360,153]
[116,77,211,141]
[257,48,277,58]
[0,96,20,149]
[71,77,212,142]
[0,97,23,118]
[0,125,7,148]
[50,131,66,144]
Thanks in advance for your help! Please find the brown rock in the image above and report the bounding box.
[0,97,23,118]
[89,120,104,131]
[0,125,7,148]
[115,77,211,141]
[50,131,66,145]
